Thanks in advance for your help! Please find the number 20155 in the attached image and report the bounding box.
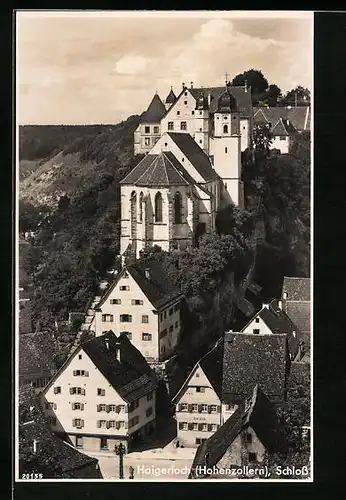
[22,473,43,480]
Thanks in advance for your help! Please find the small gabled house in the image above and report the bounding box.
[19,332,58,393]
[134,93,167,155]
[41,331,158,454]
[172,338,224,447]
[189,385,286,478]
[270,118,298,154]
[241,299,305,361]
[222,332,290,405]
[91,257,183,362]
[281,277,311,338]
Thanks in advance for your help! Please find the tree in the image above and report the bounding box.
[253,124,273,156]
[265,84,282,106]
[281,86,310,106]
[231,69,269,94]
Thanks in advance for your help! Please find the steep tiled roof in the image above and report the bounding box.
[189,385,286,477]
[189,85,252,118]
[285,302,311,334]
[19,332,58,384]
[167,132,219,181]
[222,332,289,404]
[19,419,102,478]
[282,277,311,301]
[141,94,166,124]
[82,331,158,403]
[128,256,182,309]
[271,118,298,136]
[255,299,303,359]
[120,152,195,186]
[165,87,177,104]
[253,106,310,131]
[199,338,224,399]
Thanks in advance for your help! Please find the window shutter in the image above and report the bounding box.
[97,420,101,428]
[208,405,211,414]
[116,421,120,430]
[188,423,193,430]
[73,370,76,376]
[106,405,110,413]
[70,388,73,395]
[54,403,57,410]
[188,404,192,412]
[81,419,84,427]
[125,421,128,429]
[82,389,85,395]
[85,371,89,377]
[116,405,120,413]
[97,404,100,412]
[208,424,212,432]
[106,421,110,429]
[72,420,76,427]
[198,423,203,431]
[125,406,128,413]
[217,405,221,413]
[81,403,84,411]
[178,404,182,412]
[198,404,202,413]
[54,387,57,394]
[179,422,183,430]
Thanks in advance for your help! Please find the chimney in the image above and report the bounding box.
[278,300,283,310]
[293,331,296,339]
[33,439,37,454]
[145,268,150,280]
[115,342,121,362]
[190,81,194,89]
[105,338,109,350]
[286,119,289,126]
[182,82,185,89]
[207,93,211,107]
[244,80,248,93]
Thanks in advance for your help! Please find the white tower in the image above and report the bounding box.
[194,94,210,154]
[210,87,244,207]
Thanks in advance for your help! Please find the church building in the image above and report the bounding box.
[121,81,250,258]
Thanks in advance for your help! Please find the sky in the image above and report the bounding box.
[16,11,313,125]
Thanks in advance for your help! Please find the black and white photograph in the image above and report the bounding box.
[16,10,312,482]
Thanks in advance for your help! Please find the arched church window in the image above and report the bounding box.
[174,192,182,224]
[139,192,144,222]
[223,124,229,134]
[155,192,163,223]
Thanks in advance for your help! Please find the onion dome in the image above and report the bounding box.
[195,93,208,110]
[216,89,238,113]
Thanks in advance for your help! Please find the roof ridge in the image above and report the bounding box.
[160,151,169,184]
[136,155,156,185]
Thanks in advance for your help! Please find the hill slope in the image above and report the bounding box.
[19,116,140,207]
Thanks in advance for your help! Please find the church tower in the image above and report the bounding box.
[210,84,244,207]
[164,87,177,110]
[194,93,210,154]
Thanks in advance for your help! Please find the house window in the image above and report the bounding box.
[75,436,83,449]
[255,317,260,323]
[184,91,187,96]
[53,387,61,394]
[280,136,286,141]
[110,299,121,304]
[175,321,179,329]
[160,328,168,338]
[154,126,159,134]
[199,140,202,144]
[177,111,180,115]
[142,315,149,323]
[179,422,188,430]
[120,285,130,291]
[97,388,106,396]
[144,138,150,146]
[209,405,217,413]
[201,424,208,431]
[78,354,82,360]
[139,192,144,222]
[283,292,287,299]
[200,404,208,413]
[108,405,116,412]
[70,387,85,395]
[211,424,218,432]
[225,147,228,153]
[196,387,205,393]
[248,452,257,462]
[120,314,132,322]
[73,370,89,377]
[160,312,164,321]
[120,331,132,340]
[169,308,173,316]
[174,191,182,224]
[146,407,153,417]
[108,421,116,428]
[73,418,84,428]
[245,433,252,443]
[243,126,246,130]
[192,110,195,115]
[72,402,84,411]
[200,111,203,115]
[147,392,153,401]
[253,329,260,334]
[132,299,143,305]
[179,403,188,412]
[144,126,150,134]
[169,325,174,333]
[102,314,114,322]
[164,311,167,319]
[97,404,107,412]
[168,122,174,130]
[223,124,228,134]
[180,121,187,131]
[175,304,179,312]
[192,423,198,430]
[191,404,198,413]
[196,373,200,378]
[100,437,108,449]
[142,333,152,341]
[155,192,163,222]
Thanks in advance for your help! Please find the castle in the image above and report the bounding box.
[120,81,254,259]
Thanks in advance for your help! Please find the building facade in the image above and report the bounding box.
[41,332,158,454]
[90,258,183,363]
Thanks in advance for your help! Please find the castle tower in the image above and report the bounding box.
[209,86,244,207]
[194,93,210,154]
[164,87,177,110]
